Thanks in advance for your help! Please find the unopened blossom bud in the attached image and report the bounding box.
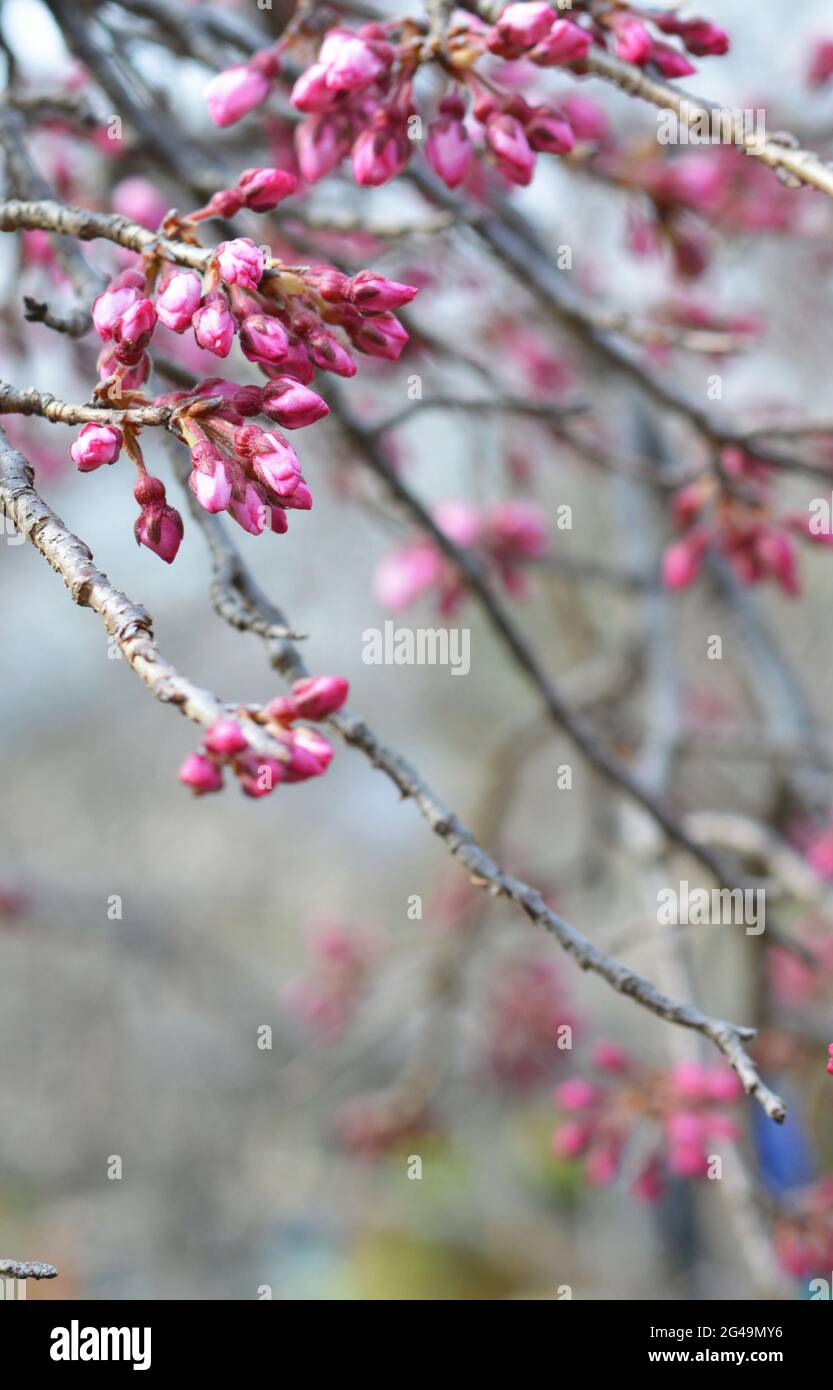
[235,751,284,797]
[649,41,697,78]
[179,751,224,794]
[529,18,592,67]
[282,726,334,781]
[92,270,144,340]
[275,336,316,385]
[204,64,272,127]
[550,1121,592,1159]
[268,505,289,534]
[756,527,799,597]
[215,237,266,290]
[290,675,349,721]
[189,454,233,514]
[114,297,156,357]
[261,378,329,429]
[632,1157,664,1203]
[591,1040,631,1073]
[232,385,265,417]
[525,106,575,155]
[610,14,653,65]
[306,328,357,377]
[483,113,535,186]
[291,63,338,114]
[134,499,184,563]
[553,1078,599,1111]
[112,176,168,229]
[347,270,418,312]
[155,271,202,333]
[192,295,236,357]
[656,14,730,58]
[350,311,409,361]
[487,501,548,557]
[319,28,392,91]
[279,477,313,511]
[236,166,297,210]
[250,430,302,497]
[70,422,123,472]
[585,1143,620,1187]
[352,122,407,187]
[808,40,833,87]
[203,719,249,757]
[662,533,706,589]
[704,1066,743,1103]
[229,481,268,535]
[426,96,472,188]
[239,313,290,364]
[296,113,346,184]
[491,3,555,51]
[263,694,298,725]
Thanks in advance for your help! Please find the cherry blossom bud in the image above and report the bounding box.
[656,14,730,58]
[491,3,555,51]
[585,1143,620,1186]
[649,42,697,78]
[487,501,548,557]
[374,541,442,609]
[282,726,334,781]
[70,423,123,472]
[155,271,202,333]
[352,123,407,186]
[239,313,290,364]
[280,477,313,511]
[204,64,271,127]
[291,63,338,114]
[236,165,297,210]
[290,675,349,721]
[632,1157,664,1203]
[525,106,575,155]
[232,385,265,417]
[591,1040,631,1073]
[179,751,224,794]
[662,532,707,589]
[529,18,592,67]
[808,40,833,87]
[114,297,156,356]
[92,271,144,340]
[306,328,357,377]
[610,14,653,65]
[215,237,266,290]
[347,270,418,312]
[550,1121,592,1158]
[229,481,268,535]
[704,1066,743,1103]
[426,99,473,188]
[263,694,298,725]
[250,431,303,497]
[484,113,535,186]
[553,1078,599,1111]
[235,751,284,797]
[350,311,409,361]
[203,720,249,757]
[261,378,329,428]
[268,505,289,534]
[275,337,316,385]
[296,113,346,183]
[193,295,236,356]
[188,454,233,514]
[134,499,184,563]
[319,28,392,90]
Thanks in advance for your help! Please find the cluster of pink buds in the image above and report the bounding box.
[67,167,416,559]
[662,447,830,596]
[178,675,348,799]
[375,500,548,614]
[486,955,576,1087]
[285,922,377,1040]
[774,1178,833,1279]
[203,7,728,192]
[551,1045,743,1200]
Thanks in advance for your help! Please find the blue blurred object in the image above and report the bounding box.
[752,1084,816,1196]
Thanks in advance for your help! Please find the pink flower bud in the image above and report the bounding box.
[526,106,575,155]
[275,337,316,385]
[585,1143,620,1186]
[350,311,409,361]
[662,533,706,589]
[649,42,697,78]
[188,455,233,514]
[348,270,418,312]
[235,751,284,797]
[704,1066,743,1103]
[268,505,289,534]
[261,378,329,428]
[610,14,653,65]
[290,675,349,721]
[553,1078,599,1111]
[319,29,391,90]
[239,313,290,364]
[236,166,297,210]
[656,15,730,58]
[426,105,472,188]
[155,271,202,333]
[374,541,442,609]
[279,478,313,511]
[179,751,224,795]
[92,271,144,340]
[229,481,268,535]
[203,719,249,757]
[352,123,407,187]
[550,1121,592,1158]
[291,63,338,114]
[632,1157,664,1203]
[492,3,555,51]
[250,430,303,497]
[306,328,357,377]
[808,40,833,87]
[114,297,156,356]
[70,422,123,471]
[670,1059,710,1101]
[262,694,298,725]
[192,296,236,357]
[134,500,184,563]
[282,726,335,781]
[486,501,548,557]
[204,64,271,127]
[530,18,592,66]
[668,1143,708,1178]
[215,237,266,290]
[484,113,535,186]
[296,113,347,183]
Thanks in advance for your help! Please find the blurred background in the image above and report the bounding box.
[1,0,833,1299]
